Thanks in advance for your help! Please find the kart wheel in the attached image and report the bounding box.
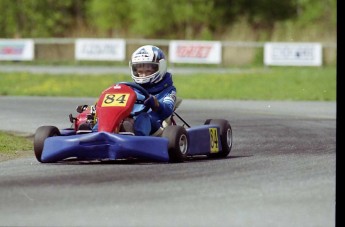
[204,119,232,158]
[34,126,60,162]
[162,125,188,163]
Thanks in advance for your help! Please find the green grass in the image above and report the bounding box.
[179,67,336,100]
[0,66,336,101]
[0,132,33,161]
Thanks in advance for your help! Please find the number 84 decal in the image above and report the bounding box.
[209,128,219,153]
[101,93,130,107]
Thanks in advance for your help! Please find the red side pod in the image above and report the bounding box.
[96,84,137,133]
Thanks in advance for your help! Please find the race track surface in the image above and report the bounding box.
[0,96,336,227]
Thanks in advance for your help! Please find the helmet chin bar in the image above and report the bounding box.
[132,71,160,84]
[131,63,159,77]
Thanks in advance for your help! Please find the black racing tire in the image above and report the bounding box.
[204,119,232,158]
[162,125,189,163]
[34,126,60,162]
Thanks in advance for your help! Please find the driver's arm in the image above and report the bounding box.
[144,88,176,119]
[154,89,176,119]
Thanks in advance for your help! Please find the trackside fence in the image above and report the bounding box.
[0,38,337,66]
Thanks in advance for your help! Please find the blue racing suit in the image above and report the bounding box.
[133,73,176,136]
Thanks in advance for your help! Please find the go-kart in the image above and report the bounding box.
[34,82,233,163]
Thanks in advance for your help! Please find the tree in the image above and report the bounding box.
[86,0,131,37]
[242,0,297,29]
[0,0,76,37]
[0,0,336,40]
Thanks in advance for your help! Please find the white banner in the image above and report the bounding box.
[169,40,222,64]
[0,39,34,61]
[264,42,322,66]
[75,38,126,61]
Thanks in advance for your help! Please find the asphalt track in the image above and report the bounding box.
[0,96,336,227]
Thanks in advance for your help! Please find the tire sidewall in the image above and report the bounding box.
[34,126,60,162]
[162,125,188,163]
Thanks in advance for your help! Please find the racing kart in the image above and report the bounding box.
[34,82,233,163]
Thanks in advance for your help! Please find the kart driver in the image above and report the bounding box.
[129,45,177,136]
[92,45,176,136]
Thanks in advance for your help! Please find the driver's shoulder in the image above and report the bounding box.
[155,85,176,98]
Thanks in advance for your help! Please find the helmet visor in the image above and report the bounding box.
[131,63,159,77]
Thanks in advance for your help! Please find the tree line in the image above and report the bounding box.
[0,0,336,40]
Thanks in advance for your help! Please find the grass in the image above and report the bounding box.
[177,67,336,100]
[0,132,33,161]
[0,66,336,101]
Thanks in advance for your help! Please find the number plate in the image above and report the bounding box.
[101,93,130,107]
[209,128,219,153]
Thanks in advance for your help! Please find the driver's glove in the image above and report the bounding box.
[144,95,159,111]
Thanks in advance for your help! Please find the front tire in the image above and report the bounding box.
[162,126,189,163]
[34,126,60,162]
[205,119,232,158]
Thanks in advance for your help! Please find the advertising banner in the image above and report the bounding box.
[75,38,126,61]
[0,39,34,61]
[264,42,322,66]
[169,40,222,64]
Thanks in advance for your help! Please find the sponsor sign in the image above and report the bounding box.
[0,39,34,61]
[75,38,126,61]
[264,42,322,66]
[169,41,222,64]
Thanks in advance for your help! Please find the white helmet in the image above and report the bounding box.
[129,45,167,85]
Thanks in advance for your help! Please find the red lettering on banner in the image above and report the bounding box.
[176,45,212,58]
[0,47,23,55]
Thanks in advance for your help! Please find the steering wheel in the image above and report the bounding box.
[117,82,150,116]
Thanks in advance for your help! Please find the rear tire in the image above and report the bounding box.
[162,126,188,163]
[204,119,232,158]
[34,126,60,162]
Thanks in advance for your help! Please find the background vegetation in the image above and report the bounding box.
[0,0,336,42]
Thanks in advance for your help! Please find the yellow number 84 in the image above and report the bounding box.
[101,93,130,107]
[209,128,219,153]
